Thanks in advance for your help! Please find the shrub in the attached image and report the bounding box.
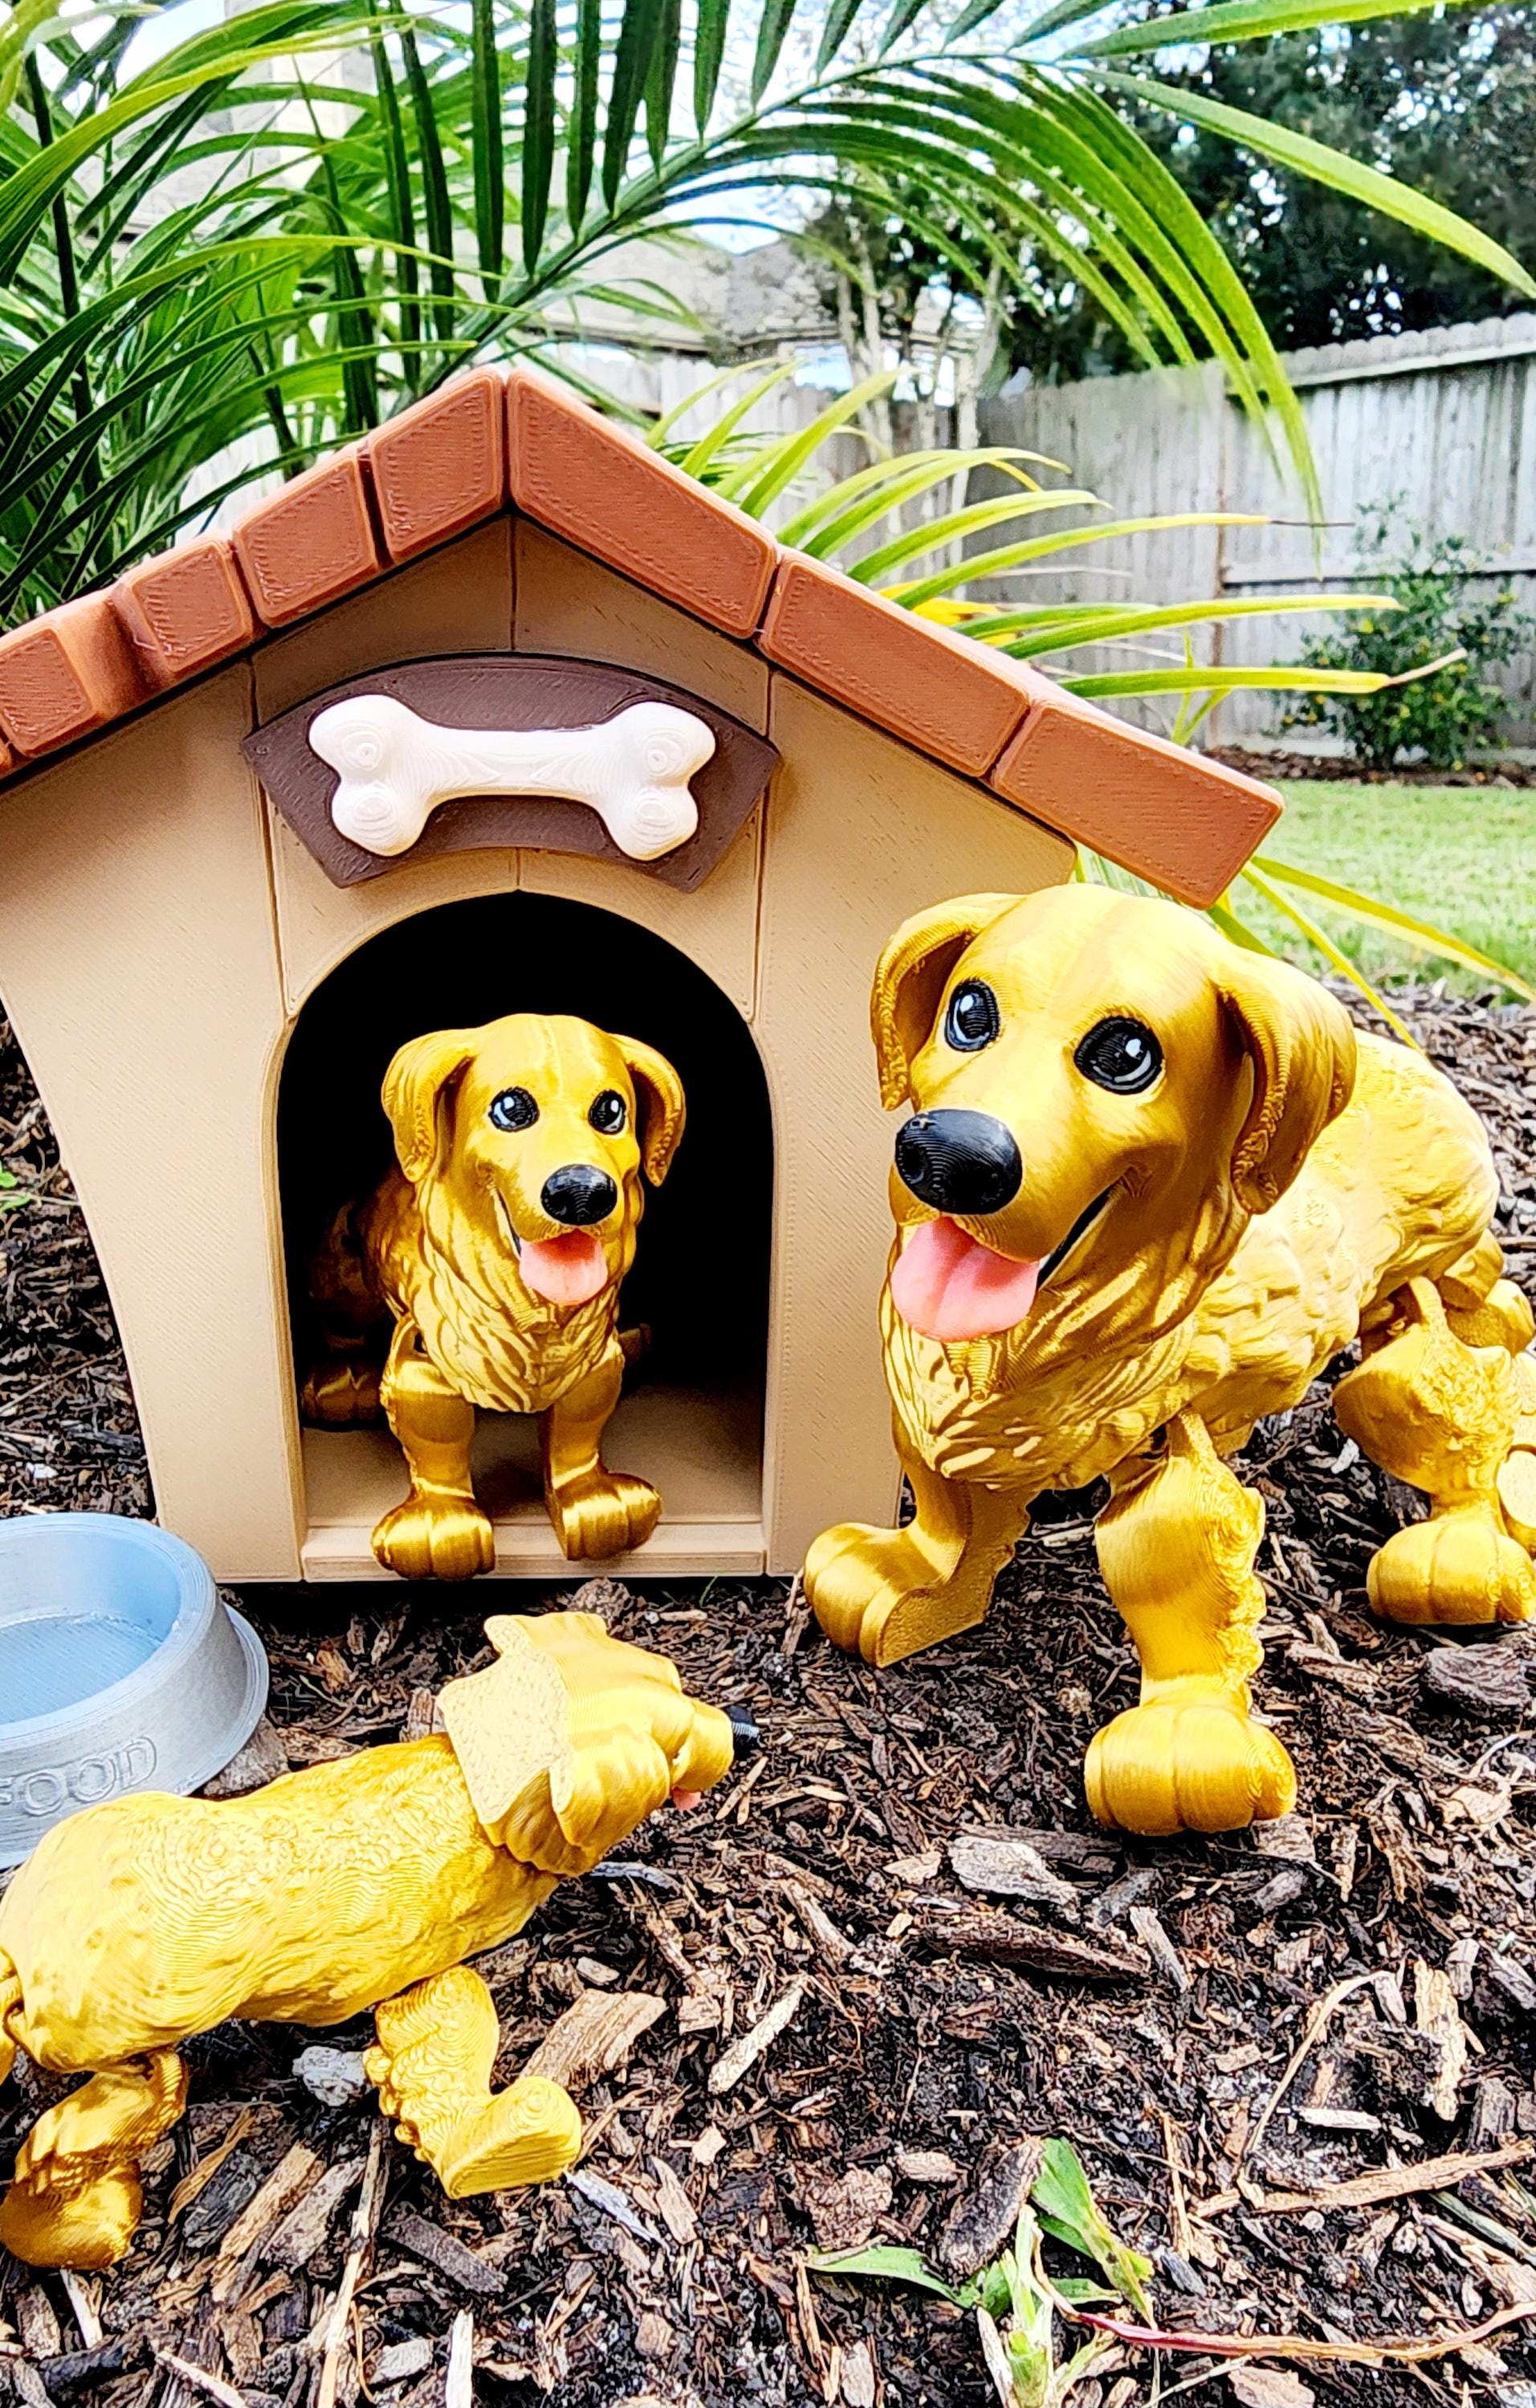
[1281,504,1534,773]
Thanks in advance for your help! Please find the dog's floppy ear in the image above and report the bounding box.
[381,1026,480,1186]
[871,894,1020,1109]
[612,1035,687,1185]
[1218,952,1357,1214]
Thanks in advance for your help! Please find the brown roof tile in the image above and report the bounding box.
[991,684,1281,908]
[113,535,257,685]
[507,364,777,638]
[232,452,383,628]
[0,592,154,758]
[364,369,507,563]
[760,554,1038,777]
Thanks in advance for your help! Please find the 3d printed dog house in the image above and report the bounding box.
[0,366,1281,1581]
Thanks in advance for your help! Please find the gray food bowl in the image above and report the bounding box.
[0,1513,268,1865]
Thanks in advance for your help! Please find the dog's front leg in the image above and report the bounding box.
[806,1433,1029,1667]
[542,1342,662,1560]
[373,1318,496,1580]
[1085,1413,1295,1837]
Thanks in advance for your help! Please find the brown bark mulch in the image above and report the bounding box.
[0,988,1534,2408]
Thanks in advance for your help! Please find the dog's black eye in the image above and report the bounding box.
[488,1087,539,1132]
[944,979,1000,1052]
[1075,1017,1163,1095]
[589,1089,627,1136]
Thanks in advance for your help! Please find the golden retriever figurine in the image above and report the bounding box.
[303,1014,685,1576]
[0,1612,743,2270]
[805,886,1536,1838]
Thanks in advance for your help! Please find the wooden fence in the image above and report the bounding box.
[975,313,1536,750]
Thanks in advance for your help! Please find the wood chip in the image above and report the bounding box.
[841,2338,878,2407]
[519,1987,667,2090]
[939,2138,1043,2279]
[708,1979,807,2094]
[385,2208,503,2297]
[445,2309,474,2408]
[782,1877,856,1964]
[58,2272,102,2351]
[1228,2369,1316,2407]
[1422,1645,1530,1714]
[651,2156,699,2246]
[947,1832,1081,1914]
[169,2110,258,2221]
[566,2166,661,2244]
[313,2123,389,2408]
[923,1905,1148,1979]
[1130,1904,1190,1991]
[265,2154,362,2271]
[895,2148,961,2183]
[153,2357,248,2408]
[1246,2138,1534,2214]
[802,2165,893,2253]
[213,2143,323,2284]
[1413,1958,1469,2121]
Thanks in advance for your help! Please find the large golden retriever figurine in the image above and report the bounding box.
[0,1613,742,2270]
[303,1014,685,1576]
[805,887,1536,1838]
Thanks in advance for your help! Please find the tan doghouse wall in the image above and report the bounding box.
[0,522,1073,1581]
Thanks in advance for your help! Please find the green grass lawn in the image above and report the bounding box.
[1238,779,1536,995]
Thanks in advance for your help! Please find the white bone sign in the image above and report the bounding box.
[307,692,716,862]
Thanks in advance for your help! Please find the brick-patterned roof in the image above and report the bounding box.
[0,363,1280,906]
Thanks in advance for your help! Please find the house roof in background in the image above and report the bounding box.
[0,364,1280,907]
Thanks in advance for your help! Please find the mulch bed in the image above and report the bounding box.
[0,988,1534,2408]
[1212,746,1536,789]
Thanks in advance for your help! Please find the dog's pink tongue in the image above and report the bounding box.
[519,1230,609,1306]
[890,1216,1040,1341]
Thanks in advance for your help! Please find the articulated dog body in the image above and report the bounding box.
[808,886,1535,1837]
[304,1014,686,1575]
[0,1614,736,2268]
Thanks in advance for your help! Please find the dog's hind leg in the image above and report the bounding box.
[542,1342,662,1560]
[301,1202,388,1427]
[0,2049,188,2270]
[806,1434,1029,1667]
[365,1966,581,2199]
[1333,1274,1536,1625]
[1085,1413,1297,1838]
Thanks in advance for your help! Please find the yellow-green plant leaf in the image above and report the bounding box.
[1252,854,1534,999]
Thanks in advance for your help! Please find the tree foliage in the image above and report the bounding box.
[0,0,1532,616]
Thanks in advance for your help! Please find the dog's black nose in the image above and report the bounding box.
[727,1703,761,1762]
[541,1164,618,1226]
[894,1110,1022,1216]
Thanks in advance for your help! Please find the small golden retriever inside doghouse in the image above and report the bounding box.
[280,891,773,1572]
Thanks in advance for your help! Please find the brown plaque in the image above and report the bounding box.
[242,655,780,893]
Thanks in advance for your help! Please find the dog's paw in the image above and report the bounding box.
[300,1359,383,1426]
[548,1472,661,1561]
[1367,1506,1535,1626]
[372,1495,496,1581]
[805,1523,988,1666]
[438,2076,584,2197]
[1085,1696,1296,1837]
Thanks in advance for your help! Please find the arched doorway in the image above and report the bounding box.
[276,890,773,1573]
